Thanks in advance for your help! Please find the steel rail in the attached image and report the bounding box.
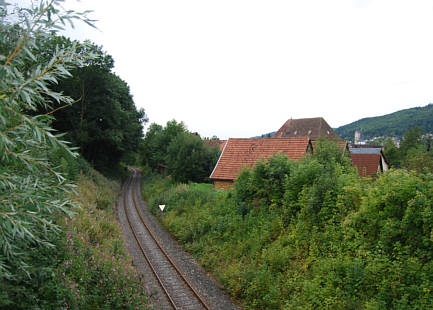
[123,168,211,310]
[129,170,211,310]
[122,173,178,309]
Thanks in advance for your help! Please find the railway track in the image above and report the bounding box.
[122,168,211,310]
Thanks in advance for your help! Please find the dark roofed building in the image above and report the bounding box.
[273,117,341,140]
[349,144,389,177]
[210,137,312,189]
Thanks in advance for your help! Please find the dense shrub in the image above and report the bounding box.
[384,127,433,172]
[0,232,65,309]
[345,170,433,257]
[144,141,433,309]
[140,120,220,183]
[235,153,297,210]
[48,146,91,181]
[141,173,176,201]
[166,132,220,183]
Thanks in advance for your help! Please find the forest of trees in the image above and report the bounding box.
[335,103,433,141]
[35,36,147,176]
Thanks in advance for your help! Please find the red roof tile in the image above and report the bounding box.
[210,137,311,181]
[350,153,381,177]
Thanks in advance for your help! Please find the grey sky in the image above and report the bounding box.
[14,0,433,139]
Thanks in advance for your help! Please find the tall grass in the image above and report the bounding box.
[57,170,154,310]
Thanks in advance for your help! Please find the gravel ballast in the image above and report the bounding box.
[117,177,241,310]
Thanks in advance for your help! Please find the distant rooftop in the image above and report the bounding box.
[350,148,382,154]
[273,117,341,140]
[349,144,382,154]
[350,144,383,148]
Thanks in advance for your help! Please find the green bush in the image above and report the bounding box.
[235,153,298,211]
[144,142,433,309]
[141,173,176,201]
[0,232,65,310]
[48,146,91,181]
[166,132,220,183]
[345,170,433,258]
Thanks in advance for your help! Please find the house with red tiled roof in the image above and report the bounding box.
[209,137,312,190]
[274,117,389,177]
[349,145,389,177]
[273,117,341,140]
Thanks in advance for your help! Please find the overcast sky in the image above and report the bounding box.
[16,0,433,138]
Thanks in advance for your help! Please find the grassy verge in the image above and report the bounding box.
[0,169,154,309]
[56,169,154,309]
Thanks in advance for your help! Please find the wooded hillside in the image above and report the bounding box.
[335,104,433,140]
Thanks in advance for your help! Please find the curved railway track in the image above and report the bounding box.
[122,168,211,310]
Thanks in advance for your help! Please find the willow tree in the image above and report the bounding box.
[0,0,94,278]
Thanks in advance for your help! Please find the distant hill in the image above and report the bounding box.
[335,104,433,141]
[253,132,275,138]
[253,131,276,138]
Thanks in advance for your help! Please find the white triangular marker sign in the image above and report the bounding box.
[159,204,166,211]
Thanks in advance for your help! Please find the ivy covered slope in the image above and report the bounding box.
[335,103,433,140]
